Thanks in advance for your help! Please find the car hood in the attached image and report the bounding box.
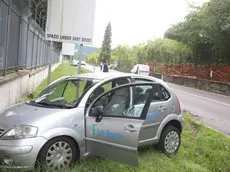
[0,102,66,130]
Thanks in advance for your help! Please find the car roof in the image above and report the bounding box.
[49,72,168,90]
[71,72,165,84]
[70,72,131,80]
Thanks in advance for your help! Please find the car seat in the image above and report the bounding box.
[103,87,130,116]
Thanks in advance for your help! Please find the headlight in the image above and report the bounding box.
[1,125,38,140]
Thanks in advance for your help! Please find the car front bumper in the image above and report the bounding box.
[0,137,47,170]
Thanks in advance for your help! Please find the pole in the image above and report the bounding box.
[76,44,83,99]
[61,54,64,71]
[69,56,71,73]
[47,42,52,86]
[4,0,12,76]
[78,44,83,74]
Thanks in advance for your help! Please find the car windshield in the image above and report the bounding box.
[30,78,96,108]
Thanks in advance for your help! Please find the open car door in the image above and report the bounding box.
[85,82,155,166]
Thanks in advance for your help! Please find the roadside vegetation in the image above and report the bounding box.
[17,64,230,172]
[86,0,230,70]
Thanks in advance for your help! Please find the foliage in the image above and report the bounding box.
[74,52,78,60]
[99,22,112,63]
[85,50,101,64]
[165,0,230,64]
[86,40,191,69]
[112,40,191,68]
[86,0,230,68]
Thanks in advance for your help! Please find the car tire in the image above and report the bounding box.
[37,137,79,170]
[157,125,181,156]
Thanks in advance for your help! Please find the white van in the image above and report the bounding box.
[131,64,150,76]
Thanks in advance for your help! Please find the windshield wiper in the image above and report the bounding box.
[35,101,73,109]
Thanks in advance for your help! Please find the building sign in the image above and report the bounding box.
[45,0,96,45]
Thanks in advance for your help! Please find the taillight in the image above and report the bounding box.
[177,97,181,114]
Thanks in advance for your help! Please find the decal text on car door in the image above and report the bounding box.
[91,124,124,140]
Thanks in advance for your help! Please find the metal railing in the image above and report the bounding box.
[0,0,60,76]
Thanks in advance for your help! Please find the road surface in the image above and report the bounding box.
[83,64,230,136]
[82,64,121,73]
[167,83,230,136]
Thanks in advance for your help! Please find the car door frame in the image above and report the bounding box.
[130,77,170,146]
[84,82,156,166]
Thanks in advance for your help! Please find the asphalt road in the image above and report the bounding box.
[167,83,230,136]
[83,64,230,136]
[82,64,121,73]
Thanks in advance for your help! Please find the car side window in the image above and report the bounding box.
[101,82,112,92]
[90,85,152,119]
[133,85,152,105]
[151,84,171,102]
[47,81,68,101]
[63,81,77,103]
[134,79,162,102]
[151,84,161,102]
[159,85,171,101]
[87,78,130,106]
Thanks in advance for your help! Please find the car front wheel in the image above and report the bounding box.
[157,125,181,156]
[37,137,78,170]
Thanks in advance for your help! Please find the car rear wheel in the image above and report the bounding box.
[157,125,181,156]
[37,137,78,170]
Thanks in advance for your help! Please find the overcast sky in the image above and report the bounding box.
[92,0,208,48]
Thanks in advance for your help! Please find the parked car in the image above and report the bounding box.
[81,61,86,66]
[71,60,86,66]
[71,59,79,66]
[0,72,183,170]
[131,64,150,76]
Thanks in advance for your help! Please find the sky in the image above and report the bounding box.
[92,0,208,48]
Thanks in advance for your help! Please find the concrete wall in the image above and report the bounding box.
[161,74,230,96]
[151,73,162,79]
[0,63,59,113]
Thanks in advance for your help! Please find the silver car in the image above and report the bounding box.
[0,72,184,170]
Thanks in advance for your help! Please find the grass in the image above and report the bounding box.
[16,63,230,172]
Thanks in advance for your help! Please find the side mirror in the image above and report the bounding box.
[92,106,104,122]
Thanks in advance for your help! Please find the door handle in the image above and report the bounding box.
[124,124,138,132]
[158,106,166,111]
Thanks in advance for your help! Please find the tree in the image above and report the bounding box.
[165,0,230,65]
[99,22,112,63]
[86,0,230,68]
